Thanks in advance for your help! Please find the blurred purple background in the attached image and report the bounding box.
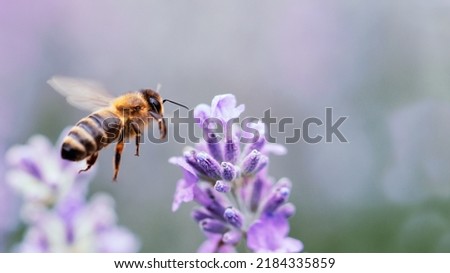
[1,0,450,252]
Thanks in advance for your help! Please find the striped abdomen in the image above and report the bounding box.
[61,110,122,161]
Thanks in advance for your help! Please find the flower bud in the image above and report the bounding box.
[221,162,238,181]
[183,150,206,176]
[195,152,222,180]
[200,219,228,234]
[262,186,291,216]
[206,133,223,162]
[192,208,213,222]
[214,180,231,193]
[241,150,261,175]
[224,136,239,164]
[223,207,243,229]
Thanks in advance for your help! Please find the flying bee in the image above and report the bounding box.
[48,76,188,181]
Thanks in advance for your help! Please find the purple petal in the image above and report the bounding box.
[172,179,196,212]
[282,237,304,253]
[193,103,211,125]
[217,244,236,253]
[169,156,197,178]
[277,203,296,218]
[211,94,245,122]
[5,135,54,179]
[197,233,236,253]
[17,158,42,179]
[169,156,199,211]
[247,216,302,253]
[239,122,287,156]
[5,133,94,205]
[197,233,222,253]
[55,191,85,227]
[246,218,275,251]
[241,120,266,141]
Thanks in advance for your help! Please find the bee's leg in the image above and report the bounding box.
[113,138,124,181]
[159,118,167,140]
[150,111,166,139]
[78,152,99,173]
[131,122,141,156]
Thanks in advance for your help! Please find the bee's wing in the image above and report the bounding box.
[48,76,115,111]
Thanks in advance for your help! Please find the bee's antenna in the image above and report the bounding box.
[163,99,189,110]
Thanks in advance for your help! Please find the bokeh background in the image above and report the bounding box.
[2,0,450,252]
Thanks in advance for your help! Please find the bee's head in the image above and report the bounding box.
[142,89,163,115]
[141,89,189,140]
[142,89,166,139]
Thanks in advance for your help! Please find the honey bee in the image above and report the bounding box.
[48,76,188,181]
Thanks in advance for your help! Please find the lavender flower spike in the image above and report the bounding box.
[5,131,140,252]
[17,193,140,252]
[170,94,303,253]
